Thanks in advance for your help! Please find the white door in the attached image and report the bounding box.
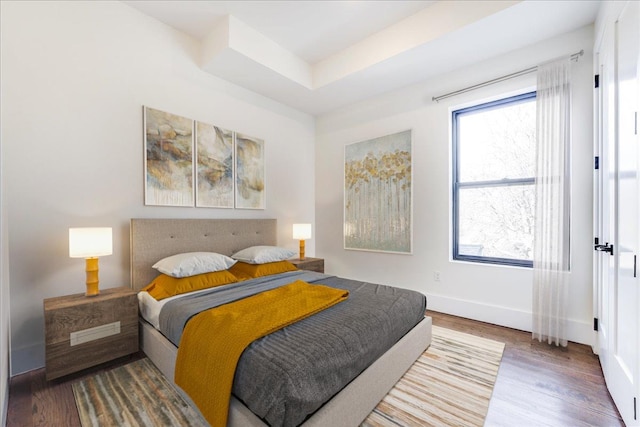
[596,3,640,425]
[595,19,615,377]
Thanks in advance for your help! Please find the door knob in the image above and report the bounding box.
[594,243,614,255]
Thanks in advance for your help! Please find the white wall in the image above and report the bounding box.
[0,1,316,375]
[0,79,10,427]
[316,25,595,345]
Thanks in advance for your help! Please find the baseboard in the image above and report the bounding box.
[427,293,594,347]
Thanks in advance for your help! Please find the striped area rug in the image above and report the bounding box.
[73,326,504,427]
[72,358,208,426]
[362,325,505,427]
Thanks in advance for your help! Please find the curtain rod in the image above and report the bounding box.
[432,49,584,103]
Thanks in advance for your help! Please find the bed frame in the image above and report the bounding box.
[130,218,432,426]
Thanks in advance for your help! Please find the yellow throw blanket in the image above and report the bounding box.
[174,280,349,427]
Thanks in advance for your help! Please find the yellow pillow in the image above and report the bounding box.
[142,270,238,301]
[228,260,298,280]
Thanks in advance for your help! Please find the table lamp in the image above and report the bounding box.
[292,224,312,260]
[69,227,113,296]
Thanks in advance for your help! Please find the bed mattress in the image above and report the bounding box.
[139,271,426,426]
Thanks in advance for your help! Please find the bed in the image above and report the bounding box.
[130,218,432,426]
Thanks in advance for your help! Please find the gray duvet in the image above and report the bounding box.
[159,271,426,427]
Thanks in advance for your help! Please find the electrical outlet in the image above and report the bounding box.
[433,271,441,282]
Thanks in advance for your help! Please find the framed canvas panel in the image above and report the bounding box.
[195,121,234,208]
[143,106,194,207]
[344,130,412,254]
[235,133,265,209]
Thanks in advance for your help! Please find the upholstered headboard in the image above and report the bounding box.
[130,218,277,291]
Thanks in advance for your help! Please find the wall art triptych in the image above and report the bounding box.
[143,106,265,209]
[344,129,412,254]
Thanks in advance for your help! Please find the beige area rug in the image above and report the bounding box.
[73,326,504,427]
[362,325,505,427]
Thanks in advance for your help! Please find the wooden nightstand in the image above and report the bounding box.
[289,257,324,273]
[44,286,138,380]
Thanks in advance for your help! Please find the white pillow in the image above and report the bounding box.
[152,252,237,278]
[231,246,296,265]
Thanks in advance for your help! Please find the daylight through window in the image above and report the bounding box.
[453,92,536,267]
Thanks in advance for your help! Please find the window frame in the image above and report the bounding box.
[452,91,536,268]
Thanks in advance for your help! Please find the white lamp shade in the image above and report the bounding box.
[292,223,312,240]
[69,227,113,258]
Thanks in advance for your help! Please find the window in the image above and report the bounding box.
[452,92,536,267]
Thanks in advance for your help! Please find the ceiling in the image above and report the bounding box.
[124,0,601,116]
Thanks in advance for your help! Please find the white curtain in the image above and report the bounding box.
[532,57,571,347]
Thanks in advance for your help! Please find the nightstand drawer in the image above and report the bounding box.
[44,287,138,380]
[289,257,324,273]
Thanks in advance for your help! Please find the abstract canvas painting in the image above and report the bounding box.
[235,133,265,209]
[144,107,194,206]
[344,130,412,253]
[195,122,234,208]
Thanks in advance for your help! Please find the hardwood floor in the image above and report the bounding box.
[6,312,623,426]
[6,352,145,427]
[428,311,624,427]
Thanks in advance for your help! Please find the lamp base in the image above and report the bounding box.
[85,257,100,297]
[299,240,306,260]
